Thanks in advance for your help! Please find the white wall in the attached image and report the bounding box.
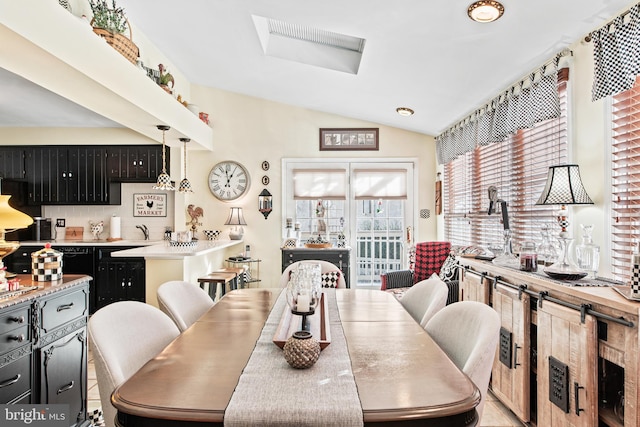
[184,86,436,286]
[0,89,436,286]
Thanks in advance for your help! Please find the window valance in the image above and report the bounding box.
[591,3,640,101]
[436,55,567,165]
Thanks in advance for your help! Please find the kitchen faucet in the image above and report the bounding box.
[136,224,149,240]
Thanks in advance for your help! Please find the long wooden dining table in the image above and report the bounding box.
[112,288,480,426]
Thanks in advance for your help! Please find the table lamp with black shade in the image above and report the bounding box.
[536,164,593,280]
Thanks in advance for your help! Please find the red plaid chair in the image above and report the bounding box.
[381,241,458,304]
[413,241,451,283]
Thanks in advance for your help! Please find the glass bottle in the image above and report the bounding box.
[538,225,558,267]
[575,224,600,279]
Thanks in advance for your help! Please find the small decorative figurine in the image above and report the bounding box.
[186,205,204,234]
[89,221,104,240]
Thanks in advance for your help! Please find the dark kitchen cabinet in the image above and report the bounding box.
[0,146,26,180]
[25,146,120,205]
[0,277,90,427]
[107,145,169,182]
[95,247,145,311]
[38,329,87,425]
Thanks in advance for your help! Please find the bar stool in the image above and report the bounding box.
[197,272,236,300]
[214,267,245,290]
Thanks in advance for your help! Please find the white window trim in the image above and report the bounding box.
[282,157,418,239]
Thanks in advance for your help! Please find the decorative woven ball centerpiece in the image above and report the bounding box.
[283,331,320,369]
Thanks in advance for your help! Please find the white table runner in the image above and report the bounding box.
[224,289,364,427]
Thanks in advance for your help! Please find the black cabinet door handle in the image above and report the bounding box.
[514,344,522,368]
[57,381,74,394]
[57,302,74,312]
[0,374,20,388]
[8,334,24,342]
[574,382,585,415]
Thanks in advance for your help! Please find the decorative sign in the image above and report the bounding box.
[133,193,167,217]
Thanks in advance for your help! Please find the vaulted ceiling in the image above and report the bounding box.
[1,0,635,136]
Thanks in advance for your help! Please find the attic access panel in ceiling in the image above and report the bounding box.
[252,15,366,74]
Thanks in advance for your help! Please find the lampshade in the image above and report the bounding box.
[224,207,247,226]
[153,125,175,191]
[0,195,34,261]
[0,195,34,231]
[536,164,594,206]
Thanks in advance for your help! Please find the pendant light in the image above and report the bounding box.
[153,125,175,191]
[178,137,193,193]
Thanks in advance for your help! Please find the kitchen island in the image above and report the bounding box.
[0,274,91,427]
[111,239,243,307]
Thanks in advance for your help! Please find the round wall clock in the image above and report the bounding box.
[208,160,250,201]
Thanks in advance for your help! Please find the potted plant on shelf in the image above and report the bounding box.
[89,0,139,65]
[158,64,175,94]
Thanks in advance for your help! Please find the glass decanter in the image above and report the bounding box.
[575,224,600,279]
[538,225,558,267]
[492,229,519,268]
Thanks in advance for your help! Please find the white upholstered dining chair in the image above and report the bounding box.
[157,280,215,332]
[279,260,347,288]
[399,274,449,328]
[88,301,180,427]
[425,300,501,422]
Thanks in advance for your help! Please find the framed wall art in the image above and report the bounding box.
[133,193,167,217]
[319,128,379,151]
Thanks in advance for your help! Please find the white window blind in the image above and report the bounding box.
[611,76,640,281]
[444,69,568,248]
[353,169,407,199]
[292,169,346,200]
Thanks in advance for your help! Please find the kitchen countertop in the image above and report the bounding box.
[17,240,163,247]
[110,239,243,259]
[0,274,91,310]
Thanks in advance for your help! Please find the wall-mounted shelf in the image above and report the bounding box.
[0,1,213,150]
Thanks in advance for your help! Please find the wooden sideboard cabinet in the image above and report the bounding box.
[0,275,90,427]
[281,247,351,288]
[458,259,638,427]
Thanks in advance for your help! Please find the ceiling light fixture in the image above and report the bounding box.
[468,1,504,23]
[153,125,175,191]
[178,137,193,193]
[396,107,414,116]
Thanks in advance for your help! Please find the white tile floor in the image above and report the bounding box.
[87,348,525,427]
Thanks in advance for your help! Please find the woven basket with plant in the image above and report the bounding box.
[89,0,139,64]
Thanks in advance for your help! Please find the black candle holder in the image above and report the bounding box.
[292,306,316,331]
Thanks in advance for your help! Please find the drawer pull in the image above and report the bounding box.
[9,316,24,324]
[8,334,24,342]
[57,381,74,394]
[0,374,20,388]
[57,302,74,312]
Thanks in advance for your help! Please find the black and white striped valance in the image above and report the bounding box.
[436,58,561,165]
[591,3,640,101]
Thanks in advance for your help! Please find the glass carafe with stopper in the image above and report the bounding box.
[538,225,558,267]
[575,224,600,279]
